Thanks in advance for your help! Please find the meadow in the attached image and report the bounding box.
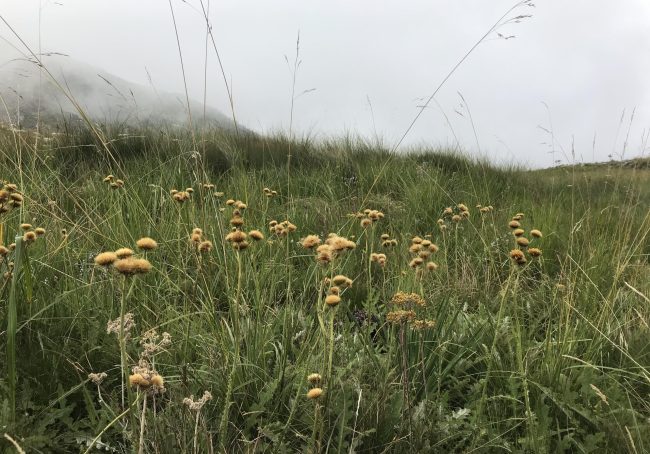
[0,124,649,453]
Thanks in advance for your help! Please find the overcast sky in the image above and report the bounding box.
[2,0,650,167]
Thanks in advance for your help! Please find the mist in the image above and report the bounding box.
[1,0,649,167]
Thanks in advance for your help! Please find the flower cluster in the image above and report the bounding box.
[508,213,543,265]
[103,175,125,190]
[129,359,165,395]
[408,236,439,271]
[306,373,323,399]
[306,234,356,265]
[380,233,398,247]
[354,208,384,228]
[269,220,297,236]
[94,241,153,276]
[263,187,278,198]
[0,182,22,215]
[190,228,213,253]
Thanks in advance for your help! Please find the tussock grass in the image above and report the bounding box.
[0,124,649,452]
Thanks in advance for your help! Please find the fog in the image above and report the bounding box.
[2,0,650,167]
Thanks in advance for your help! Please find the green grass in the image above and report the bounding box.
[1,124,649,452]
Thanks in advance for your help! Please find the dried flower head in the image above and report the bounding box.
[386,310,416,324]
[226,230,247,243]
[34,227,46,236]
[249,230,264,241]
[452,214,461,223]
[95,251,119,267]
[107,312,136,339]
[325,294,341,307]
[412,319,436,330]
[23,231,37,243]
[115,248,135,259]
[528,247,542,257]
[114,257,152,276]
[20,223,32,231]
[391,292,426,307]
[183,391,213,411]
[516,237,530,247]
[88,372,108,385]
[426,261,438,271]
[513,228,525,237]
[307,388,323,399]
[198,240,213,252]
[307,373,322,384]
[508,220,521,229]
[530,229,543,238]
[301,235,321,249]
[509,249,526,265]
[136,237,158,251]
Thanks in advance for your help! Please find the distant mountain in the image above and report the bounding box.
[0,55,238,130]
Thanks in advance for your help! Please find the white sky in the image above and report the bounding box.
[2,0,650,167]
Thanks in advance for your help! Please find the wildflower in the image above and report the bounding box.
[115,179,125,188]
[530,229,543,238]
[316,244,333,265]
[509,249,525,261]
[381,233,390,241]
[225,230,247,243]
[329,286,340,295]
[325,294,341,307]
[457,203,468,212]
[95,251,119,267]
[34,227,46,236]
[516,237,530,247]
[528,247,542,257]
[20,223,32,231]
[508,220,521,229]
[509,249,526,265]
[307,373,322,384]
[115,248,135,259]
[332,275,352,287]
[426,261,438,271]
[513,228,525,237]
[214,192,224,197]
[409,243,423,254]
[307,388,323,399]
[106,312,135,339]
[103,175,114,183]
[232,241,249,251]
[443,207,453,215]
[114,257,152,275]
[198,240,213,252]
[88,372,108,385]
[225,199,236,206]
[193,228,203,236]
[183,391,213,411]
[360,218,372,228]
[452,215,461,223]
[190,233,202,244]
[236,201,247,210]
[412,320,436,330]
[386,310,416,324]
[409,257,424,268]
[185,188,194,194]
[391,292,426,307]
[23,231,37,243]
[230,216,244,228]
[249,230,264,241]
[136,237,158,251]
[411,236,423,244]
[0,245,8,256]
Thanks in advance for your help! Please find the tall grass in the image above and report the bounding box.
[0,124,649,452]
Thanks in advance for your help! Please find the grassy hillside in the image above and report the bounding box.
[1,125,649,453]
